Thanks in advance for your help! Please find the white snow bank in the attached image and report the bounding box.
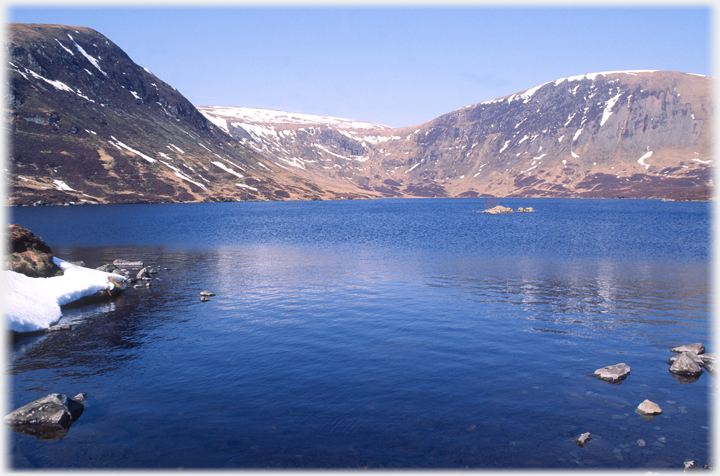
[5,258,126,333]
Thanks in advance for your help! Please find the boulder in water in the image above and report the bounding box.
[5,393,86,440]
[593,363,631,383]
[636,399,662,416]
[669,352,704,377]
[482,205,514,214]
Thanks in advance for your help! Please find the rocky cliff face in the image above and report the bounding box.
[6,23,713,206]
[6,23,366,206]
[200,71,713,201]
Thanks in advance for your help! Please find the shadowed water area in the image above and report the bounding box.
[7,198,712,469]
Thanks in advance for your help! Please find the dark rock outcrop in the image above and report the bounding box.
[5,224,63,277]
[5,393,86,440]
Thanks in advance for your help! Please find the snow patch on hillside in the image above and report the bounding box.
[600,92,623,126]
[54,38,74,56]
[236,183,258,191]
[204,114,229,133]
[68,34,107,77]
[211,161,244,179]
[53,179,75,191]
[161,161,206,189]
[638,150,653,169]
[200,106,390,131]
[109,137,156,163]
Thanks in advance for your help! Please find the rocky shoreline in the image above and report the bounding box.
[578,343,714,470]
[5,225,166,341]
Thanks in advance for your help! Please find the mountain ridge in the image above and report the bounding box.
[6,23,713,206]
[199,69,712,201]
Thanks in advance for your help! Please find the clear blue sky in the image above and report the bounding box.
[7,5,713,128]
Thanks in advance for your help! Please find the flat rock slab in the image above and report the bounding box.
[669,352,704,377]
[594,363,631,383]
[636,399,662,415]
[670,343,705,354]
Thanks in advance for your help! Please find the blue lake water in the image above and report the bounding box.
[6,198,713,469]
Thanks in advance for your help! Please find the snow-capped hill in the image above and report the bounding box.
[6,23,367,206]
[5,22,713,204]
[200,106,391,132]
[197,105,400,181]
[203,71,713,201]
[390,69,712,199]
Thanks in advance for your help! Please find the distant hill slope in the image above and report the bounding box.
[6,23,367,206]
[200,70,713,201]
[6,23,713,206]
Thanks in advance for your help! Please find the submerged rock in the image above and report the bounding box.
[593,363,631,383]
[5,393,85,440]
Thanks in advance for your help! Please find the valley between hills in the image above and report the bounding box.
[6,23,714,206]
